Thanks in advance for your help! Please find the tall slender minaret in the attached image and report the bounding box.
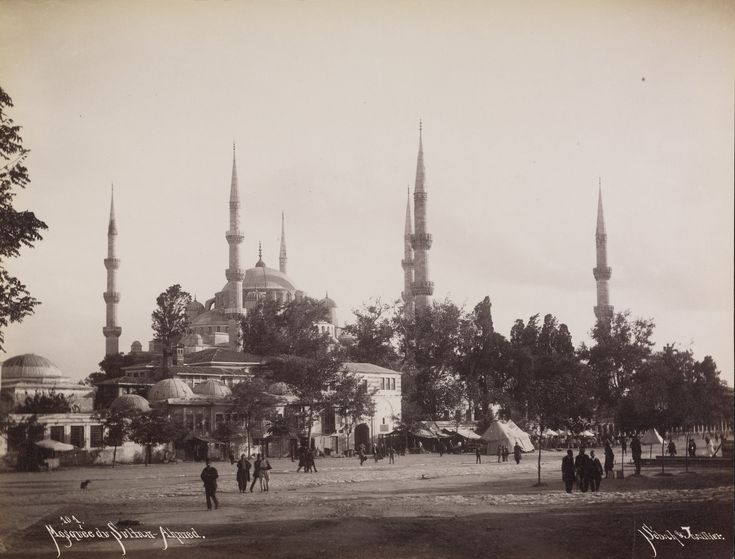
[410,121,434,310]
[593,182,613,323]
[225,144,245,348]
[103,185,122,356]
[279,211,287,274]
[401,187,415,316]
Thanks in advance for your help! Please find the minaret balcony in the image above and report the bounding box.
[226,232,244,243]
[593,267,612,281]
[594,306,614,320]
[226,269,246,282]
[103,326,122,337]
[103,292,121,304]
[414,191,428,202]
[410,233,433,250]
[401,258,414,269]
[411,280,435,296]
[104,258,120,269]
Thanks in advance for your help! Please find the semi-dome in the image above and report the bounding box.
[190,309,228,327]
[193,379,232,398]
[242,266,298,292]
[109,393,151,415]
[1,354,63,380]
[148,378,195,402]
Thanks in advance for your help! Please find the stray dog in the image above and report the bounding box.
[80,480,91,491]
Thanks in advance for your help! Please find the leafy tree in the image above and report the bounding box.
[92,410,128,468]
[581,311,655,413]
[151,285,191,375]
[92,351,154,383]
[128,410,180,465]
[342,299,398,368]
[231,377,279,454]
[329,370,377,448]
[14,390,73,414]
[0,414,45,471]
[509,314,591,485]
[0,86,48,351]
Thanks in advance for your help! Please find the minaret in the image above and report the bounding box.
[410,121,434,310]
[103,185,122,356]
[401,187,415,317]
[593,182,613,323]
[225,144,245,349]
[279,211,287,274]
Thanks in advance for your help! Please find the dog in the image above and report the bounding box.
[80,480,91,491]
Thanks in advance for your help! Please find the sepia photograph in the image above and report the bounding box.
[0,1,733,557]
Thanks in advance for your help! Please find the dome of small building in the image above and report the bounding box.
[193,379,232,398]
[187,299,205,313]
[321,295,337,308]
[1,354,63,380]
[130,341,143,353]
[109,393,151,415]
[148,378,195,402]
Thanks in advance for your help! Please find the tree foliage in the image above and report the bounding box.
[127,410,182,465]
[342,299,398,367]
[14,390,73,414]
[151,284,191,374]
[0,86,48,351]
[0,414,46,471]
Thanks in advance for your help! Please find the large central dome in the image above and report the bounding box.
[242,264,297,292]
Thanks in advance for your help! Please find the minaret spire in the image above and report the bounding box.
[593,180,613,323]
[103,184,122,356]
[279,211,288,274]
[401,187,415,317]
[410,121,434,310]
[225,145,245,349]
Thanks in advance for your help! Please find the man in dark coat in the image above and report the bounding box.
[475,447,482,464]
[497,445,502,463]
[200,459,219,510]
[561,449,575,493]
[589,450,603,492]
[513,442,522,465]
[603,442,615,479]
[236,454,251,493]
[630,435,642,476]
[574,448,590,492]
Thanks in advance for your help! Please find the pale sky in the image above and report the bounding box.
[1,0,733,386]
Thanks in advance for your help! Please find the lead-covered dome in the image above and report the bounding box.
[1,354,63,380]
[193,379,232,398]
[148,378,195,402]
[242,265,298,292]
[110,394,151,415]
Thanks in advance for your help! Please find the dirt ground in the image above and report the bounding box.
[0,451,731,559]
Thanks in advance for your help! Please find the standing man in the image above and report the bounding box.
[475,446,482,464]
[603,441,614,479]
[388,446,395,464]
[513,442,522,465]
[200,459,219,510]
[561,450,575,493]
[497,444,502,463]
[574,448,590,492]
[589,450,603,492]
[630,434,642,476]
[250,454,262,492]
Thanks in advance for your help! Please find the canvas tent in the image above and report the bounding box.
[480,419,534,452]
[639,428,663,446]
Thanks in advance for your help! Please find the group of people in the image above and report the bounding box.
[496,442,523,464]
[295,445,318,473]
[200,453,274,510]
[357,443,396,466]
[561,448,604,493]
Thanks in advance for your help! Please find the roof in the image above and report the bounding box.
[343,363,403,376]
[95,376,154,386]
[241,265,297,291]
[148,378,195,402]
[2,354,63,380]
[185,348,262,366]
[190,309,228,327]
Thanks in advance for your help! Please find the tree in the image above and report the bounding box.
[581,311,655,414]
[151,285,191,375]
[127,410,180,465]
[342,299,398,368]
[14,390,73,414]
[509,314,591,485]
[0,414,46,471]
[329,370,377,448]
[231,377,279,455]
[0,86,48,351]
[93,410,128,468]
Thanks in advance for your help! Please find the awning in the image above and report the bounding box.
[455,427,482,440]
[35,439,75,451]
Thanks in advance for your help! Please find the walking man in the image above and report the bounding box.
[250,454,262,492]
[513,442,522,465]
[575,448,590,492]
[200,459,219,510]
[589,450,603,492]
[561,449,575,493]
